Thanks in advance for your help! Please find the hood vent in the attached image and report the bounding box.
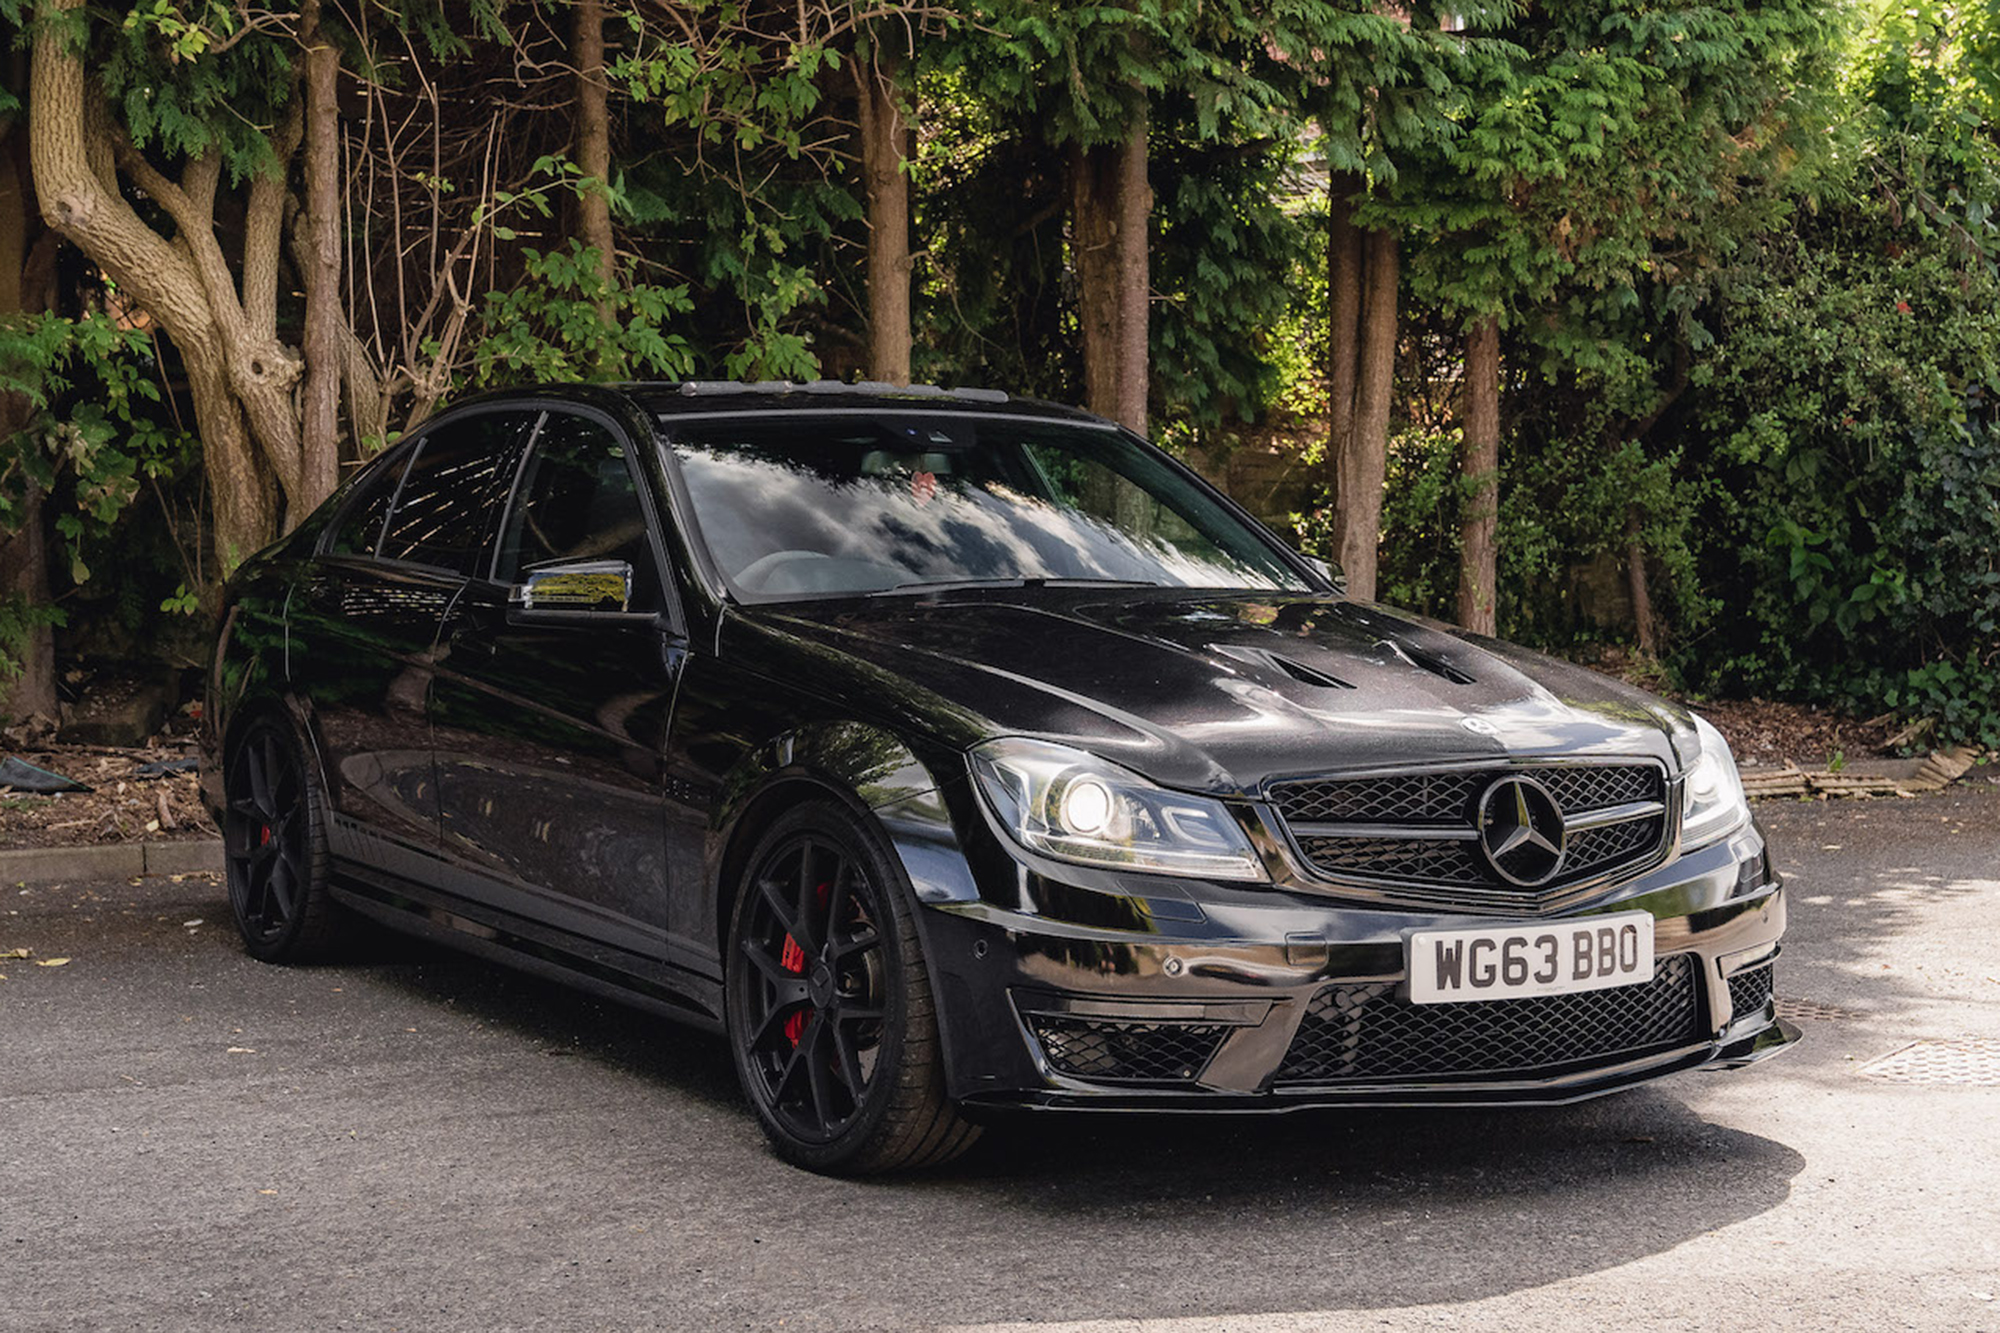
[1372,638,1475,686]
[1271,654,1356,690]
[1212,644,1355,690]
[1327,602,1475,685]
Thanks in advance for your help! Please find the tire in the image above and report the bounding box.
[724,800,981,1174]
[223,715,348,963]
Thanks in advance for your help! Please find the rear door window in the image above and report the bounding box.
[378,412,537,575]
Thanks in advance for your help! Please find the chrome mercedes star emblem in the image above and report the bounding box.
[1459,716,1499,736]
[1476,775,1568,887]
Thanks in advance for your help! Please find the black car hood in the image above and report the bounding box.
[734,590,1698,795]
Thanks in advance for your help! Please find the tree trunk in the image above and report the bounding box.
[0,132,57,724]
[1618,348,1688,657]
[1324,170,1363,551]
[1456,316,1500,635]
[573,0,614,294]
[853,44,911,385]
[0,475,56,726]
[1070,104,1150,435]
[1626,516,1658,656]
[31,0,300,569]
[298,0,341,518]
[185,348,280,567]
[1071,143,1119,425]
[1111,102,1149,435]
[1339,225,1397,602]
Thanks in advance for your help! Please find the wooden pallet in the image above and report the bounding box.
[1739,746,1986,801]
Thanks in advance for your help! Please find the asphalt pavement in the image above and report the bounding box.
[5,788,1997,1332]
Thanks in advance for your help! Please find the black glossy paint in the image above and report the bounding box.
[203,382,1794,1113]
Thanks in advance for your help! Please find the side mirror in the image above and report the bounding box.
[1300,553,1346,594]
[511,559,634,614]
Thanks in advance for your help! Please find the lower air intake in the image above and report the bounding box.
[1727,963,1776,1022]
[1277,954,1703,1084]
[1027,1015,1228,1083]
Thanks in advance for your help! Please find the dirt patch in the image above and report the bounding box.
[1576,649,1907,769]
[1674,697,1902,770]
[0,742,214,850]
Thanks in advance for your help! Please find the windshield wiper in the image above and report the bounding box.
[880,576,1159,597]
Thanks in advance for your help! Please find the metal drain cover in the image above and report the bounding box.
[1778,997,1866,1022]
[1859,1039,2000,1085]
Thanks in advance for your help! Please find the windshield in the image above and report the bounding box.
[663,414,1313,601]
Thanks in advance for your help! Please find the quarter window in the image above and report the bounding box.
[378,412,535,574]
[325,451,411,557]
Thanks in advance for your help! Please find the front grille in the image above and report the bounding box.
[1294,835,1486,885]
[1026,1015,1228,1083]
[1727,964,1775,1022]
[1564,817,1660,878]
[1276,954,1702,1085]
[1272,762,1670,911]
[1279,771,1485,825]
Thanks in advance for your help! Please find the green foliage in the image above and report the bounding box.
[1396,0,1840,326]
[1147,99,1316,434]
[8,0,1997,746]
[95,1,297,180]
[1638,8,2000,746]
[0,310,203,677]
[465,241,696,388]
[1683,210,2000,742]
[0,312,198,581]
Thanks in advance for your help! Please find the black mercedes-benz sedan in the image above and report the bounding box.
[201,380,1798,1172]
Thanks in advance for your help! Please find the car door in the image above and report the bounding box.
[289,411,534,879]
[427,406,688,964]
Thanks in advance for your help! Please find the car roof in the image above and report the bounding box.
[442,380,1111,427]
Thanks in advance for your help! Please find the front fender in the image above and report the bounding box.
[709,720,982,908]
[201,574,301,825]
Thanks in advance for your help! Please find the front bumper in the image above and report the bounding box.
[909,818,1798,1111]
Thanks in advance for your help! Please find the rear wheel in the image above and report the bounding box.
[724,801,980,1173]
[224,717,346,962]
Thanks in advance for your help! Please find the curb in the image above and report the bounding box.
[1,839,223,884]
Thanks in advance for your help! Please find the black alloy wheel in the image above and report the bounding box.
[725,801,978,1173]
[224,717,344,962]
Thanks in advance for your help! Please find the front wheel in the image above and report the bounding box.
[223,716,347,962]
[724,801,980,1173]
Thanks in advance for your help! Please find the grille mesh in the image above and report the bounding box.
[1278,772,1484,825]
[1727,964,1776,1022]
[1276,954,1702,1084]
[1295,836,1486,885]
[1536,764,1659,810]
[1564,817,1663,878]
[1027,1015,1228,1083]
[1272,763,1669,907]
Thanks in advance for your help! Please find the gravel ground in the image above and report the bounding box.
[2,790,1996,1332]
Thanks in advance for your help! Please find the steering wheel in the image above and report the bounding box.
[735,549,830,592]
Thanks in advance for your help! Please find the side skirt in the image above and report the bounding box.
[330,864,725,1034]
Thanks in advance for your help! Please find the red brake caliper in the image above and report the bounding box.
[259,825,272,847]
[780,881,832,1047]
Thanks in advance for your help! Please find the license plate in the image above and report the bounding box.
[1407,912,1655,1005]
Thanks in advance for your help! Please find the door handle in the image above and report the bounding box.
[448,628,497,658]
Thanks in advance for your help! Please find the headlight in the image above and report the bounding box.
[1681,714,1751,849]
[969,738,1268,881]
